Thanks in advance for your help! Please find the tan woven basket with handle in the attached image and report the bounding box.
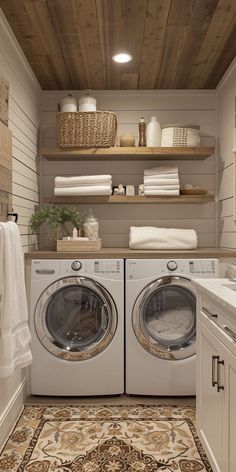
[57,111,117,148]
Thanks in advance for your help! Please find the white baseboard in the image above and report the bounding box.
[0,375,29,450]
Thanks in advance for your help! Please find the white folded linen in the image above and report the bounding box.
[129,226,198,249]
[144,166,178,176]
[144,185,180,190]
[144,173,179,180]
[144,178,180,186]
[144,189,180,195]
[54,185,112,196]
[0,222,32,378]
[55,175,112,187]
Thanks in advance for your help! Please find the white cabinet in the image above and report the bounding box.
[197,296,236,472]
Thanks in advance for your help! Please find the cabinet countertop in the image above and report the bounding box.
[25,247,236,260]
[193,278,236,317]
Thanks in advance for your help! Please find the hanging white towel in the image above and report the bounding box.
[144,166,178,176]
[129,226,198,249]
[54,185,112,196]
[55,175,112,187]
[0,222,32,378]
[144,189,180,196]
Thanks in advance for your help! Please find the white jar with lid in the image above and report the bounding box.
[60,94,77,112]
[83,209,99,240]
[79,93,97,112]
[146,116,161,147]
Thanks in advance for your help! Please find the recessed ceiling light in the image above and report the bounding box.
[112,53,132,63]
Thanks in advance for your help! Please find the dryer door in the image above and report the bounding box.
[132,276,196,360]
[35,276,117,361]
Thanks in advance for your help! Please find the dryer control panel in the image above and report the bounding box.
[126,259,219,279]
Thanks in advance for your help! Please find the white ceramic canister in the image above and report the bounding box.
[60,94,77,112]
[146,116,162,147]
[79,93,97,112]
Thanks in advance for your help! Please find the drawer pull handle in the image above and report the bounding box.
[36,269,55,275]
[223,325,236,343]
[202,307,218,319]
[217,359,224,392]
[212,355,218,387]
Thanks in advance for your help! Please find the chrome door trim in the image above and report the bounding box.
[35,276,117,361]
[132,276,196,360]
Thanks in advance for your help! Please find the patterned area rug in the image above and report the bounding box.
[0,404,212,471]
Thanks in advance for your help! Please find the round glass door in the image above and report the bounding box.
[35,277,117,361]
[133,276,196,360]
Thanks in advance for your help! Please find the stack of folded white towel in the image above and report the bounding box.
[54,175,112,196]
[143,165,180,196]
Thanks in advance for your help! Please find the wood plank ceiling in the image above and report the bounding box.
[1,0,236,90]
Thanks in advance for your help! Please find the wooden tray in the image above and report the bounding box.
[57,238,102,252]
[180,188,208,195]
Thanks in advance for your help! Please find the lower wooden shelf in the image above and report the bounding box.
[44,195,214,204]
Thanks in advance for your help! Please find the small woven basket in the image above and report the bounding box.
[161,124,200,147]
[57,111,117,148]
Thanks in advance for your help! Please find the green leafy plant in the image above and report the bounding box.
[29,205,86,235]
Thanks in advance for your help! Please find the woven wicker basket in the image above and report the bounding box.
[57,111,117,148]
[161,124,200,147]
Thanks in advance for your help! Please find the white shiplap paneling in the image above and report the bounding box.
[0,8,41,449]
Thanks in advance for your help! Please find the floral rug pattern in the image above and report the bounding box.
[0,404,212,471]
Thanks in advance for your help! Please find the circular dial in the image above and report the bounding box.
[71,260,82,271]
[167,260,178,271]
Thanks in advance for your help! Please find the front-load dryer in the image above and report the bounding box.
[126,258,218,395]
[29,259,124,396]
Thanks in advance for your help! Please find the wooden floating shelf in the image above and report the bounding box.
[41,146,214,161]
[44,195,214,204]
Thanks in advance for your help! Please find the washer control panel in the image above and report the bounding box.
[126,259,219,279]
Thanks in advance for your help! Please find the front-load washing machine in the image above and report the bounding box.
[29,259,124,395]
[126,259,218,395]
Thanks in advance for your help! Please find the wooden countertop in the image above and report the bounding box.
[25,247,236,259]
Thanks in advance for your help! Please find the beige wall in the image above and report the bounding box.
[41,90,216,248]
[0,9,41,448]
[216,58,236,249]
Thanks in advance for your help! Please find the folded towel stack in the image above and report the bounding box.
[129,226,198,250]
[143,165,180,196]
[54,175,112,196]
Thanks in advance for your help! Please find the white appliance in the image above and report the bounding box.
[125,258,219,395]
[29,259,124,396]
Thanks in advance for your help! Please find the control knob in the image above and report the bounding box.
[167,260,178,271]
[71,260,82,271]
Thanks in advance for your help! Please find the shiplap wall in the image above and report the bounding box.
[216,59,236,249]
[0,9,41,448]
[41,90,216,248]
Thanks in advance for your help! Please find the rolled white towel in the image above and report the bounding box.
[144,185,180,190]
[144,166,178,176]
[55,175,112,187]
[129,226,198,249]
[144,178,180,186]
[144,189,180,196]
[54,185,112,196]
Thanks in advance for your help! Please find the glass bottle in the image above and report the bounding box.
[83,209,99,240]
[138,117,146,147]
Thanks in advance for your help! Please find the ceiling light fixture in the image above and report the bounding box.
[112,53,132,63]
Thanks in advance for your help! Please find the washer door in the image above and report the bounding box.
[35,276,117,361]
[132,276,196,360]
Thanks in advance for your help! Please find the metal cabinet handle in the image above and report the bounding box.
[223,325,236,343]
[212,355,218,387]
[202,307,218,319]
[217,359,224,392]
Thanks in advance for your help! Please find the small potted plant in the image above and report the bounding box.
[29,205,86,250]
